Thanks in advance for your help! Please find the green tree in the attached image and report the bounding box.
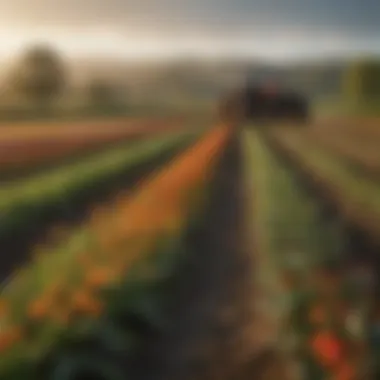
[11,44,67,105]
[343,58,380,102]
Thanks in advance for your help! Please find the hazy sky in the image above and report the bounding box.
[0,0,379,61]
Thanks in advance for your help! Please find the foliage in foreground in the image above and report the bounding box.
[0,131,197,242]
[0,125,231,378]
[244,128,370,380]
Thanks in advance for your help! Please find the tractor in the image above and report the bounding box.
[218,80,310,126]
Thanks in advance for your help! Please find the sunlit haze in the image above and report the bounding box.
[0,0,379,62]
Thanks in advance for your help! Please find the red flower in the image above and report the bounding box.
[310,330,343,369]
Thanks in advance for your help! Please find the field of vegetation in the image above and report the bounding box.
[256,120,380,380]
[0,110,379,380]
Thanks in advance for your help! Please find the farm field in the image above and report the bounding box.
[0,116,184,140]
[292,123,380,179]
[0,116,379,380]
[260,121,380,380]
[313,117,380,140]
[267,126,380,247]
[0,122,231,377]
[0,117,189,180]
[0,129,203,281]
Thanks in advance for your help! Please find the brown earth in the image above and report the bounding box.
[130,131,293,380]
[0,118,185,179]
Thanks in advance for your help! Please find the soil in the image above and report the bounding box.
[0,135,145,183]
[130,131,291,380]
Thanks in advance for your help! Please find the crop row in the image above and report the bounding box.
[246,127,371,380]
[265,127,380,378]
[266,128,380,249]
[0,131,200,279]
[297,126,380,180]
[242,130,288,349]
[312,118,380,141]
[0,118,185,178]
[0,124,231,378]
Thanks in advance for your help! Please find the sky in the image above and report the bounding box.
[0,0,379,62]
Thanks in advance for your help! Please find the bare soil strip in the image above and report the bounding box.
[129,131,286,380]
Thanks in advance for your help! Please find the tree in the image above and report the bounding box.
[343,58,380,102]
[11,44,67,105]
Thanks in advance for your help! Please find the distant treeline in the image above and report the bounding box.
[0,43,380,121]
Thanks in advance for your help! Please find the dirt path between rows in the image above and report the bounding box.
[131,131,291,380]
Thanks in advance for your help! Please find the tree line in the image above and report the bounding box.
[3,44,125,111]
[2,43,380,116]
